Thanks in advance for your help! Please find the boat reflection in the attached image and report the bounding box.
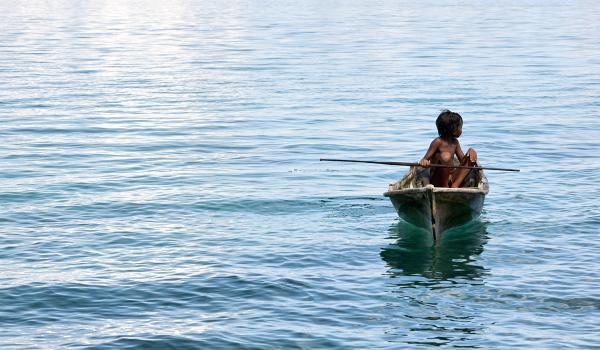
[380,220,489,282]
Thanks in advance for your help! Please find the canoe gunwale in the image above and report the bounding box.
[384,186,488,197]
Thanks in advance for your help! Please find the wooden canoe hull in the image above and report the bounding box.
[384,187,433,231]
[384,165,489,240]
[384,186,486,240]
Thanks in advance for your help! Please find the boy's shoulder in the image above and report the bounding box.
[432,137,448,144]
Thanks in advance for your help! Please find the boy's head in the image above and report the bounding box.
[436,109,463,138]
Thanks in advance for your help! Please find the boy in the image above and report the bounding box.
[419,110,477,188]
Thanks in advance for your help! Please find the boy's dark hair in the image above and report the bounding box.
[436,109,463,138]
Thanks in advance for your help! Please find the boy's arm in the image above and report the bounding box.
[455,141,466,163]
[419,138,440,167]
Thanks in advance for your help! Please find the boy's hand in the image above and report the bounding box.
[419,159,430,168]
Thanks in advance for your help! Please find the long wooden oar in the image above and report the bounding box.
[320,158,520,172]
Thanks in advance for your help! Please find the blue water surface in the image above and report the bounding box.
[1,1,599,349]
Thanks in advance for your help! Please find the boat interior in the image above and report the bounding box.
[389,164,481,191]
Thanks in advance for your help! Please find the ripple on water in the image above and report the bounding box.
[1,0,599,349]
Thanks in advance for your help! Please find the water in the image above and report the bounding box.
[1,1,599,348]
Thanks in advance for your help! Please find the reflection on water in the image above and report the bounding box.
[380,221,491,348]
[381,220,489,283]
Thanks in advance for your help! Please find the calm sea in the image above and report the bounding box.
[1,1,599,349]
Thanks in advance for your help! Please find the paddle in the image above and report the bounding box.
[319,158,520,172]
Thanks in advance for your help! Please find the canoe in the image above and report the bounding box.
[383,162,489,240]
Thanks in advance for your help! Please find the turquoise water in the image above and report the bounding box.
[1,1,599,348]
